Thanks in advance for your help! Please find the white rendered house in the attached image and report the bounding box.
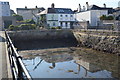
[75,3,114,28]
[38,4,75,29]
[76,10,108,27]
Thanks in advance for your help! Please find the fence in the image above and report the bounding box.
[5,30,32,80]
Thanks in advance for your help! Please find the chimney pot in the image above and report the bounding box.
[25,6,27,9]
[35,6,38,8]
[51,3,55,8]
[103,3,106,8]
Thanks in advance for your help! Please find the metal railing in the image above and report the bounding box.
[5,31,32,80]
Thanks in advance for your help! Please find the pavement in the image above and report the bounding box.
[0,30,12,79]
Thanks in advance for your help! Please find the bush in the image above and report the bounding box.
[19,24,36,30]
[51,27,56,29]
[51,27,61,29]
[24,19,35,24]
[100,15,114,20]
[9,25,19,30]
[56,26,61,29]
[100,15,106,20]
[107,16,114,20]
[9,24,36,30]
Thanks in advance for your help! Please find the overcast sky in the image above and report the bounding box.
[1,0,120,12]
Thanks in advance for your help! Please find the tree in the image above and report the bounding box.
[12,14,23,21]
[100,15,107,20]
[107,16,114,20]
[100,15,114,20]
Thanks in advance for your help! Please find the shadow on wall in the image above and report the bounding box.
[0,36,6,42]
[14,38,78,51]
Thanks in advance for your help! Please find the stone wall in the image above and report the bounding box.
[8,29,76,41]
[8,29,120,55]
[73,29,120,55]
[73,21,90,29]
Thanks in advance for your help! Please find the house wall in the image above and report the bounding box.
[0,1,10,17]
[46,14,75,29]
[17,10,33,20]
[91,10,108,27]
[17,9,40,20]
[47,21,58,27]
[46,14,58,27]
[76,10,108,27]
[58,14,75,21]
[76,11,91,23]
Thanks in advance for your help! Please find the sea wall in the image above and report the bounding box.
[73,30,120,55]
[8,29,76,41]
[8,29,120,55]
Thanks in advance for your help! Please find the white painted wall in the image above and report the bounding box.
[76,10,108,26]
[58,14,75,21]
[46,14,58,27]
[91,10,108,26]
[76,11,91,22]
[46,13,75,29]
[0,1,10,17]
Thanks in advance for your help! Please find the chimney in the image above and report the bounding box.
[78,4,81,12]
[25,6,27,9]
[51,3,55,8]
[35,6,38,8]
[86,2,89,10]
[83,6,86,11]
[103,3,106,8]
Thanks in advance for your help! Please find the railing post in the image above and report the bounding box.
[17,56,24,80]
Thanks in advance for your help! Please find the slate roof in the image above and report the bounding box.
[39,8,74,14]
[89,5,115,14]
[17,7,45,11]
[48,8,74,14]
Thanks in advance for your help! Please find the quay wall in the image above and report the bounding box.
[8,30,76,41]
[73,29,120,55]
[8,29,120,55]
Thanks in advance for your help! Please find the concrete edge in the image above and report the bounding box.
[4,32,13,78]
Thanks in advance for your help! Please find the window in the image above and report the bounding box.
[65,22,67,27]
[60,15,62,17]
[60,22,62,26]
[71,15,73,17]
[65,15,68,17]
[53,22,55,26]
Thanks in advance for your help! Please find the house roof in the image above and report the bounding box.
[17,7,45,11]
[89,5,115,14]
[48,8,74,14]
[39,8,74,14]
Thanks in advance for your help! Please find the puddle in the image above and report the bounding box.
[19,47,119,79]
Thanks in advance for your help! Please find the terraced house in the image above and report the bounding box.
[37,3,75,29]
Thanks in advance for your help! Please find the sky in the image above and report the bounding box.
[1,0,120,12]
